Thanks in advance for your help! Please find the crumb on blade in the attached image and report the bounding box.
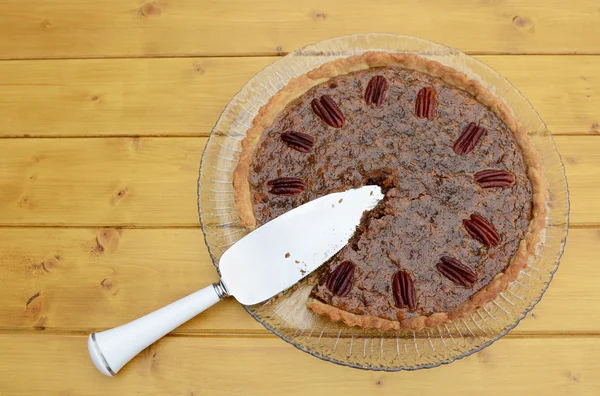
[285,252,290,258]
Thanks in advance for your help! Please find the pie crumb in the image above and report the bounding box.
[285,252,290,258]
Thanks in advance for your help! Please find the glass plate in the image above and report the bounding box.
[198,34,569,370]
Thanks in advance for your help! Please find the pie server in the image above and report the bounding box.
[89,185,383,376]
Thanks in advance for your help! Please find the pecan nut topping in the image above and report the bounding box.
[437,256,477,287]
[365,76,388,107]
[392,270,417,310]
[245,60,538,331]
[454,122,486,155]
[311,95,345,128]
[281,131,314,153]
[474,169,515,188]
[415,87,436,120]
[325,261,355,297]
[463,213,500,247]
[267,177,305,196]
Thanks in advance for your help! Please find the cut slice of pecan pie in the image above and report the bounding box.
[233,52,547,331]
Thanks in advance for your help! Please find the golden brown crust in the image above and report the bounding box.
[233,51,548,331]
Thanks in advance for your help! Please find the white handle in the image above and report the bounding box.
[88,283,226,376]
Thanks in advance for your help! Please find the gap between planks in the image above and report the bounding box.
[1,52,600,62]
[0,132,595,139]
[1,329,600,339]
[0,224,591,229]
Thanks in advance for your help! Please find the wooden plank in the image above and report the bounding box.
[0,57,275,138]
[481,56,600,136]
[0,55,598,137]
[0,227,595,334]
[0,334,597,394]
[557,137,600,226]
[0,136,596,226]
[0,137,205,227]
[1,0,600,59]
[0,227,262,334]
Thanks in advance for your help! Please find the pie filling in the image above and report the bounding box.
[247,66,533,323]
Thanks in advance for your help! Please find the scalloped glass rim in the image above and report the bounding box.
[198,34,569,371]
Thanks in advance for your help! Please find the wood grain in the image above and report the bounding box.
[0,227,262,334]
[0,136,596,226]
[0,137,205,226]
[0,0,596,392]
[0,55,598,137]
[0,227,595,334]
[1,0,600,59]
[0,57,274,138]
[0,334,596,394]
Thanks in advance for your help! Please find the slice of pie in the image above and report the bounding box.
[233,52,546,331]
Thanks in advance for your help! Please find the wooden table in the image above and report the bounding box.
[0,1,599,394]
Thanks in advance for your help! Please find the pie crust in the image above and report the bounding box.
[232,51,547,331]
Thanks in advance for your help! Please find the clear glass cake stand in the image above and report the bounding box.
[198,34,569,370]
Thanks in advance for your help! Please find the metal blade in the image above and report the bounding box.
[219,185,383,305]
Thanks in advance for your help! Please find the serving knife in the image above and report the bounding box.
[89,185,383,376]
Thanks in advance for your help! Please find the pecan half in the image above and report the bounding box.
[415,87,436,120]
[267,177,305,196]
[365,76,388,107]
[325,261,355,297]
[281,131,314,153]
[392,270,416,311]
[453,122,486,155]
[474,169,515,188]
[311,95,345,128]
[463,214,500,247]
[437,256,477,287]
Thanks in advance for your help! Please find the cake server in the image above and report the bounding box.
[89,185,383,376]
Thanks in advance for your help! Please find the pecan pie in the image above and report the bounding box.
[233,52,546,330]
